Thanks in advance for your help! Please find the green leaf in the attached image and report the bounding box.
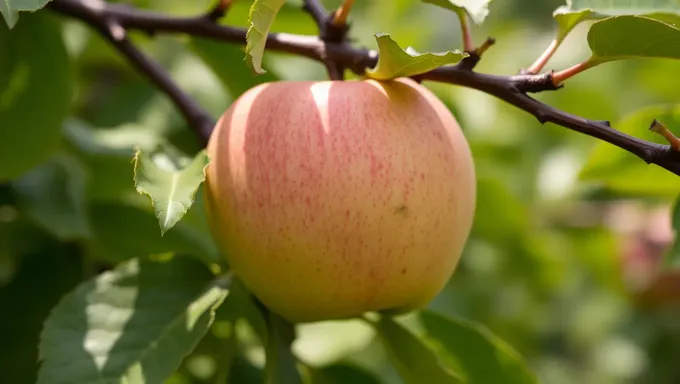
[133,148,210,235]
[365,33,467,81]
[421,0,494,25]
[11,154,90,241]
[0,239,84,384]
[0,12,72,181]
[419,310,538,384]
[190,38,279,99]
[308,362,384,384]
[245,0,285,74]
[588,16,680,64]
[579,104,680,197]
[88,200,220,265]
[37,255,230,384]
[373,315,462,384]
[553,0,680,41]
[264,311,304,384]
[218,278,269,343]
[0,0,53,28]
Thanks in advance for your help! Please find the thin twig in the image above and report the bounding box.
[457,11,474,52]
[551,59,596,86]
[332,0,355,26]
[650,120,680,151]
[524,39,559,75]
[47,0,680,177]
[302,0,327,28]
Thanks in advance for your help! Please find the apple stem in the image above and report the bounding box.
[650,120,680,151]
[524,39,559,75]
[551,59,596,86]
[332,0,355,26]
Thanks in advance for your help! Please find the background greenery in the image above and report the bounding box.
[2,0,680,383]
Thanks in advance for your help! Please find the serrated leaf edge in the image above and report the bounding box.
[132,148,210,236]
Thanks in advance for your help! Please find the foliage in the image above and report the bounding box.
[3,0,680,383]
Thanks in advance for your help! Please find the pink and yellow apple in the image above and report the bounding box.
[204,77,476,323]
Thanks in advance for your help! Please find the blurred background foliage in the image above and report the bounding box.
[2,0,680,383]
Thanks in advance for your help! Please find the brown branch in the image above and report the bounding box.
[48,0,215,145]
[47,0,680,177]
[302,0,327,28]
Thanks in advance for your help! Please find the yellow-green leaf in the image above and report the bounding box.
[245,0,285,74]
[553,0,680,42]
[365,33,467,81]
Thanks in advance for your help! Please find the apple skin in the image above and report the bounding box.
[204,77,476,323]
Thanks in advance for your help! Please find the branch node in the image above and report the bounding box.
[332,0,355,27]
[650,119,680,151]
[321,14,351,43]
[515,71,562,93]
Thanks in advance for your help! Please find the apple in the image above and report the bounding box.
[204,77,476,323]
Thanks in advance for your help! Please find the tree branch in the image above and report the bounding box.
[49,0,215,145]
[47,0,680,177]
[302,0,327,28]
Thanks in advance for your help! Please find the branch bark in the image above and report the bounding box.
[48,0,680,177]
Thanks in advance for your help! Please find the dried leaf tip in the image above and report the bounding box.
[650,119,680,151]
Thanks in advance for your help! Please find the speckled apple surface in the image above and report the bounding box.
[204,77,476,323]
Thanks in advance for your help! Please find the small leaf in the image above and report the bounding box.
[11,154,90,241]
[264,312,304,384]
[0,11,72,181]
[308,362,384,384]
[421,0,494,25]
[245,0,285,74]
[366,33,467,81]
[553,0,680,41]
[579,105,680,197]
[373,315,462,384]
[37,255,230,384]
[419,310,538,384]
[588,15,680,64]
[1,0,53,28]
[133,148,210,235]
